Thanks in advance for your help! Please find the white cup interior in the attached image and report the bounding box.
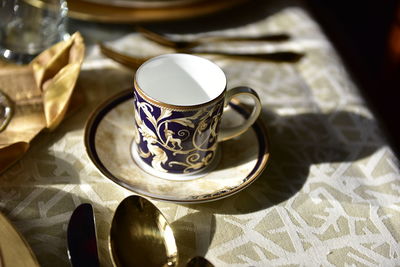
[135,54,227,106]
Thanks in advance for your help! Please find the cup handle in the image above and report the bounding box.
[218,86,262,142]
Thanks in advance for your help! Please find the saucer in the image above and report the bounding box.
[84,89,270,203]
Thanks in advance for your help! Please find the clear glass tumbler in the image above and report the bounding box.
[0,0,69,64]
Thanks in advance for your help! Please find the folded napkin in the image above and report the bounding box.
[0,32,85,174]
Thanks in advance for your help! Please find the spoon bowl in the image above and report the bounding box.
[109,195,178,267]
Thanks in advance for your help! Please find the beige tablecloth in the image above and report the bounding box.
[1,4,400,267]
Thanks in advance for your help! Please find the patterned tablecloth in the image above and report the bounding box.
[1,3,400,267]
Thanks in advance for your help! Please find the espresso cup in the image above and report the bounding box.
[132,53,261,180]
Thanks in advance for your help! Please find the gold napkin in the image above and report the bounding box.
[0,32,85,174]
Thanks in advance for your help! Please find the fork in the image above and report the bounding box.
[99,42,304,70]
[136,26,291,49]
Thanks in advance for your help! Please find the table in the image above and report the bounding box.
[1,2,400,266]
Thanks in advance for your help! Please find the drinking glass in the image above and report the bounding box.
[0,0,69,64]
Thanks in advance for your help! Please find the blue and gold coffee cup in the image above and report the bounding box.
[132,54,261,180]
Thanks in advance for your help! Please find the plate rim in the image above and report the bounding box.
[0,212,40,266]
[84,89,270,203]
[67,0,248,23]
[80,0,206,9]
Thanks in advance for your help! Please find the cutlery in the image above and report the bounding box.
[99,43,145,70]
[181,50,303,62]
[186,256,214,267]
[109,195,178,267]
[67,203,100,267]
[99,43,304,70]
[136,26,291,49]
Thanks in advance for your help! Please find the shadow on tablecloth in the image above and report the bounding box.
[188,109,383,214]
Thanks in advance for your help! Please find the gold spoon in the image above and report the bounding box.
[109,195,178,267]
[99,42,304,70]
[109,195,214,267]
[136,26,291,49]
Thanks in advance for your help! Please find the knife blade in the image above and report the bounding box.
[67,203,100,267]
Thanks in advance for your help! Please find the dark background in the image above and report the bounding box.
[305,0,400,156]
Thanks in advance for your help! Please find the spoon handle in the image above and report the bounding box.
[186,256,214,267]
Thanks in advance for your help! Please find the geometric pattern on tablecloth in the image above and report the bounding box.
[1,6,399,267]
